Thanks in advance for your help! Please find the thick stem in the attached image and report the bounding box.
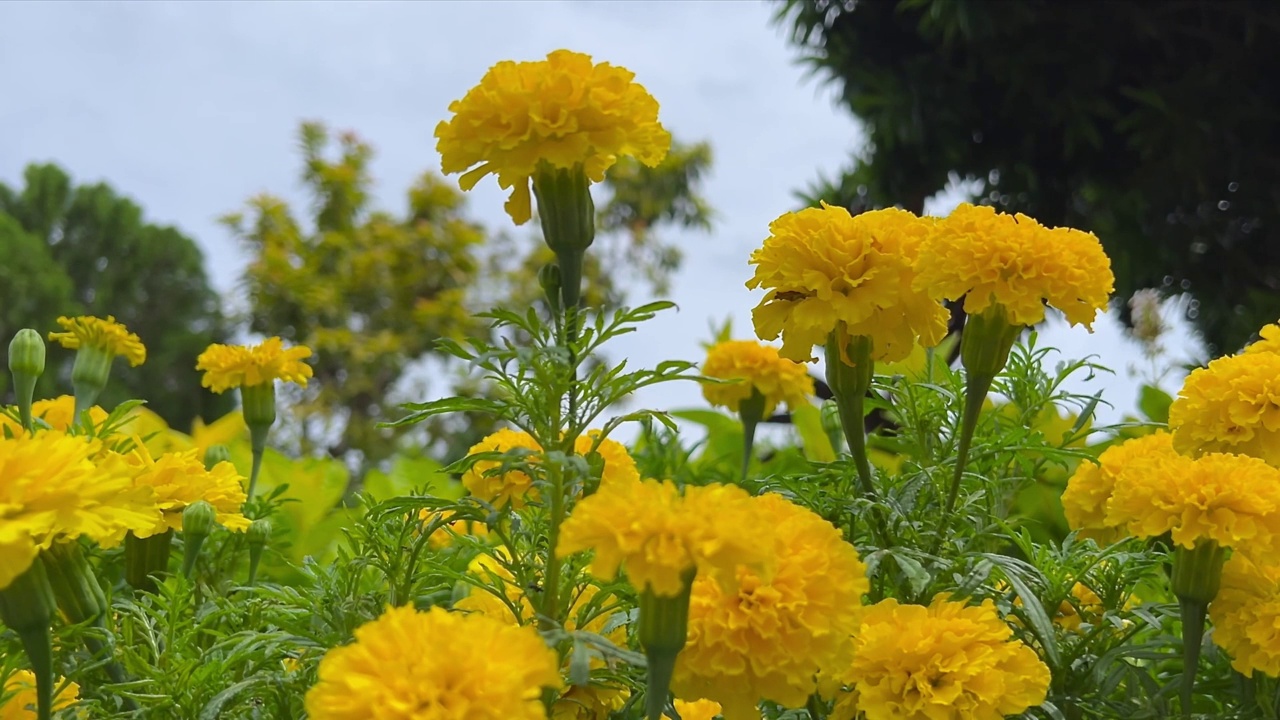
[248,425,269,501]
[0,562,56,720]
[738,389,766,483]
[1179,598,1206,718]
[125,530,173,593]
[824,333,889,546]
[938,371,993,529]
[638,577,693,720]
[14,375,37,432]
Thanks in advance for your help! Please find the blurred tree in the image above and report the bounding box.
[0,164,232,426]
[777,0,1280,355]
[224,122,713,469]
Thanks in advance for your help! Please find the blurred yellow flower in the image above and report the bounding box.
[121,443,250,535]
[665,699,722,720]
[1169,351,1280,466]
[557,479,768,597]
[1209,553,1280,677]
[462,428,640,509]
[1,396,109,436]
[833,595,1050,720]
[47,315,146,366]
[0,669,80,719]
[196,337,313,393]
[0,433,159,589]
[914,203,1113,329]
[305,605,561,720]
[1062,431,1179,543]
[700,340,813,418]
[418,509,490,550]
[1244,321,1280,355]
[747,204,947,363]
[436,49,671,225]
[674,493,868,720]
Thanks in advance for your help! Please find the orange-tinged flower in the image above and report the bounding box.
[436,49,671,225]
[914,203,1113,329]
[47,315,146,366]
[1169,351,1280,466]
[747,204,948,363]
[196,337,313,393]
[700,340,813,418]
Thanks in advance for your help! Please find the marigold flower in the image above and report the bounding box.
[47,315,146,367]
[305,605,561,720]
[674,493,868,720]
[747,204,948,363]
[418,509,490,550]
[462,428,640,509]
[665,699,722,720]
[1244,321,1280,355]
[914,203,1113,329]
[0,433,160,589]
[1209,554,1280,677]
[195,337,313,393]
[700,340,814,418]
[1169,351,1280,465]
[1062,431,1180,542]
[834,595,1050,720]
[0,669,79,718]
[557,479,768,597]
[121,444,250,535]
[436,49,671,225]
[1,396,109,437]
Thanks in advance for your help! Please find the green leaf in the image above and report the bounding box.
[1138,384,1173,424]
[198,679,260,720]
[363,454,460,501]
[791,402,836,462]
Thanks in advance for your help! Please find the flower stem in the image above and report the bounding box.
[937,371,991,533]
[247,425,268,501]
[1179,598,1206,718]
[824,333,890,547]
[738,389,766,483]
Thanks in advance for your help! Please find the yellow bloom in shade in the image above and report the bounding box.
[665,699,722,720]
[418,509,490,550]
[1244,321,1280,355]
[47,315,146,366]
[833,595,1050,720]
[914,203,1113,329]
[436,49,671,225]
[305,605,561,720]
[557,479,769,597]
[1,396,109,436]
[1106,451,1280,556]
[1062,431,1180,543]
[0,433,160,589]
[1169,351,1280,465]
[1209,554,1280,677]
[0,670,80,718]
[196,337,313,393]
[462,428,641,509]
[121,443,250,535]
[674,493,869,720]
[700,340,814,418]
[748,204,948,363]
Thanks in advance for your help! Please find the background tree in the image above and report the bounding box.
[0,164,232,425]
[224,122,713,470]
[777,0,1280,355]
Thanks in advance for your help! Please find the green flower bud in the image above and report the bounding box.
[240,382,277,432]
[8,329,45,432]
[70,345,114,416]
[1171,540,1225,606]
[41,542,109,628]
[538,262,563,313]
[203,444,232,470]
[181,501,218,579]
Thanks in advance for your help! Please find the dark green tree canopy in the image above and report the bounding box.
[779,0,1280,354]
[0,163,232,426]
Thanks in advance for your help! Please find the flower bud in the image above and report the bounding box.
[8,329,45,432]
[69,345,114,415]
[181,501,218,579]
[240,382,277,433]
[203,444,232,470]
[40,542,109,628]
[538,262,563,313]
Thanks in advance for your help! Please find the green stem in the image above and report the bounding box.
[247,425,268,501]
[824,333,890,547]
[541,461,566,631]
[18,626,53,720]
[1179,598,1206,718]
[125,530,173,593]
[937,371,992,532]
[638,578,693,720]
[0,562,56,720]
[806,693,827,720]
[739,389,766,483]
[15,375,37,432]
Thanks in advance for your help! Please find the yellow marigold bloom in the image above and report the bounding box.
[2,396,110,436]
[0,670,80,718]
[834,595,1050,720]
[1062,432,1179,543]
[576,430,641,488]
[47,315,146,366]
[196,337,313,393]
[435,49,671,225]
[1209,554,1280,677]
[0,433,160,589]
[454,552,536,621]
[418,509,491,550]
[747,204,948,363]
[306,605,561,720]
[700,340,814,418]
[1106,451,1280,556]
[1169,351,1280,465]
[1244,321,1280,355]
[121,444,250,535]
[557,479,769,597]
[665,699,723,720]
[914,203,1114,329]
[674,493,869,720]
[462,429,640,509]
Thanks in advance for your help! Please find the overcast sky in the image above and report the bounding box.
[0,0,1200,435]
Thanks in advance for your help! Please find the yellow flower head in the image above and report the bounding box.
[665,699,723,720]
[576,430,642,488]
[122,443,250,535]
[833,595,1050,720]
[436,49,671,225]
[557,479,769,597]
[1106,451,1280,556]
[418,509,491,550]
[2,396,109,437]
[1169,351,1280,465]
[0,433,160,589]
[674,493,868,720]
[748,204,948,363]
[1062,431,1179,543]
[305,605,562,720]
[1209,554,1280,677]
[700,340,814,418]
[47,315,146,366]
[1244,321,1280,355]
[914,203,1114,329]
[196,337,313,393]
[0,670,80,719]
[462,428,641,509]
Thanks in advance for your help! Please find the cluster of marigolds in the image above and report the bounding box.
[4,47,1280,720]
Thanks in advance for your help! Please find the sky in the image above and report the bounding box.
[0,0,1201,438]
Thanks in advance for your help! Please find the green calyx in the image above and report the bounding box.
[532,162,595,310]
[638,570,694,720]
